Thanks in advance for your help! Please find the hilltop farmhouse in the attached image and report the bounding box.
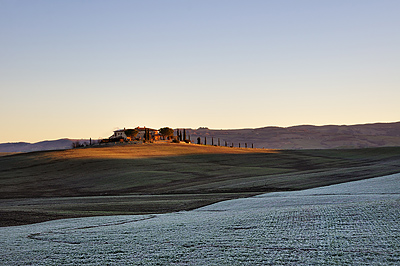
[110,129,128,139]
[135,127,160,140]
[109,127,160,141]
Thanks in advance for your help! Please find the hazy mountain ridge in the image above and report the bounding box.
[186,122,400,149]
[0,139,90,153]
[1,122,400,152]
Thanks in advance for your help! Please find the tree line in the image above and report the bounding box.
[175,129,255,149]
[82,127,255,149]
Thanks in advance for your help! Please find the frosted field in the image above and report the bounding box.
[1,174,400,265]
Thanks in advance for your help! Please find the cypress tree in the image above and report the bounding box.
[183,129,186,141]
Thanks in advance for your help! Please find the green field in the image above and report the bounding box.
[1,143,400,226]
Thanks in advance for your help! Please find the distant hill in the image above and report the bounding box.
[0,139,94,153]
[2,122,400,152]
[185,121,400,149]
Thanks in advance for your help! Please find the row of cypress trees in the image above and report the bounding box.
[143,128,151,141]
[176,129,190,142]
[175,129,254,148]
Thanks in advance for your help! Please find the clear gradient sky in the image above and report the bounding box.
[1,1,399,143]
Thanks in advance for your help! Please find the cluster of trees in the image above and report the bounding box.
[98,126,255,149]
[159,127,174,139]
[101,127,176,143]
[72,140,90,148]
[143,128,151,141]
[124,128,174,142]
[124,129,138,139]
[100,137,124,144]
[175,129,190,143]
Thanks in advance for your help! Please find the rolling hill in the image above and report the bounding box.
[1,121,400,153]
[1,143,400,226]
[0,139,94,153]
[185,121,400,149]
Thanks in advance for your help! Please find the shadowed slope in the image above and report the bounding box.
[1,143,400,226]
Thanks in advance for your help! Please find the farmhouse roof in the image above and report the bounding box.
[135,126,158,131]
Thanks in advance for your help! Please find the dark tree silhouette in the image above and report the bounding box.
[159,127,174,140]
[124,129,138,139]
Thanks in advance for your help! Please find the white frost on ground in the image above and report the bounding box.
[1,174,399,265]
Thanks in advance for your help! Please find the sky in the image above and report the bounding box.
[1,0,399,143]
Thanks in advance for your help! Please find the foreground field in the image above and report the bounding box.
[1,173,399,265]
[1,143,400,226]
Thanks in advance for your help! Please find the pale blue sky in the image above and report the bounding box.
[1,1,399,142]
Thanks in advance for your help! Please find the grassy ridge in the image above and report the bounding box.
[0,152,17,157]
[1,143,400,226]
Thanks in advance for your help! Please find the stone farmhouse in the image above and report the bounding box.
[110,127,160,141]
[111,129,128,139]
